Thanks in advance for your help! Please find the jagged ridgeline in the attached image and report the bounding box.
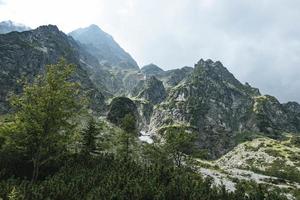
[1,21,300,199]
[0,25,106,113]
[0,23,300,159]
[149,59,300,158]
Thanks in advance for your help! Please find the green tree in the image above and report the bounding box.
[117,114,137,162]
[8,187,23,200]
[1,58,82,182]
[81,117,99,156]
[162,126,197,168]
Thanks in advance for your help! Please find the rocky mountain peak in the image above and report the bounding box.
[87,24,101,30]
[195,59,231,77]
[35,25,60,34]
[73,24,112,41]
[192,59,261,97]
[0,24,106,113]
[69,24,139,70]
[141,64,164,77]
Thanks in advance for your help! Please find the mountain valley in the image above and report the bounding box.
[0,21,299,199]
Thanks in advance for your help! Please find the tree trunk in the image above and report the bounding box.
[126,135,129,162]
[31,158,40,183]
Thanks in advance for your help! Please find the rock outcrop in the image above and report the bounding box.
[134,76,167,105]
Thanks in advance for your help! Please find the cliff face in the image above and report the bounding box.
[69,24,139,70]
[147,59,300,158]
[133,76,167,105]
[69,24,143,96]
[0,25,105,113]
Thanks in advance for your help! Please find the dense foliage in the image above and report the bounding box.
[0,60,290,199]
[0,155,288,200]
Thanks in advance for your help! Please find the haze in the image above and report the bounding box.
[0,0,300,103]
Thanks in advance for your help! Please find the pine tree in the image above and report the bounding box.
[81,117,99,156]
[118,114,137,162]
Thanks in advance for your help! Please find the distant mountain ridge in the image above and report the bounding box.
[0,21,299,159]
[0,20,31,34]
[69,24,139,70]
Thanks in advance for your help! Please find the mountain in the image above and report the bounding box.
[69,24,139,70]
[0,22,300,199]
[0,22,299,158]
[0,20,31,34]
[141,64,193,88]
[132,76,167,105]
[141,64,164,77]
[0,25,105,113]
[147,59,300,158]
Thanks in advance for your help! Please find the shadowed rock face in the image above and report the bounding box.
[69,24,139,70]
[0,25,105,113]
[282,102,300,131]
[148,59,300,158]
[133,76,167,105]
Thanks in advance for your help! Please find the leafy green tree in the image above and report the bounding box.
[1,58,82,182]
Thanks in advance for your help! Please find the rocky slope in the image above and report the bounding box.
[147,59,300,158]
[140,64,193,88]
[133,76,166,105]
[69,24,142,95]
[196,135,300,199]
[0,20,31,34]
[141,64,164,77]
[69,24,138,70]
[0,25,105,113]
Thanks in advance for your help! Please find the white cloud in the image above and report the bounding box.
[0,0,300,102]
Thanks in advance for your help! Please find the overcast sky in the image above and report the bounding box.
[0,0,300,103]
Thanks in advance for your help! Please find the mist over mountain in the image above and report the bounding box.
[0,20,31,34]
[69,24,139,70]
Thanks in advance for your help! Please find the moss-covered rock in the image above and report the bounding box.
[107,97,139,128]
